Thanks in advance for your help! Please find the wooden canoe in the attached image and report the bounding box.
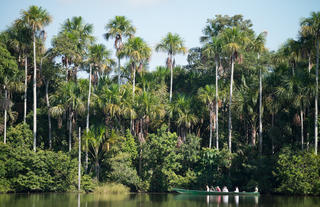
[172,188,260,196]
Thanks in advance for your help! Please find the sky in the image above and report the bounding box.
[1,0,320,73]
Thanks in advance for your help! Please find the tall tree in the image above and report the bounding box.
[220,27,247,152]
[202,36,222,150]
[20,5,51,152]
[0,43,19,144]
[122,37,151,97]
[104,16,136,86]
[251,31,267,155]
[155,33,187,102]
[301,11,320,155]
[198,85,216,148]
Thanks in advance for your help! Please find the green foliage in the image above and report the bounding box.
[273,147,320,195]
[0,143,89,193]
[6,123,33,149]
[142,126,182,192]
[95,182,130,194]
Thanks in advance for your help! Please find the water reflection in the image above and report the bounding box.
[177,194,259,206]
[1,193,320,207]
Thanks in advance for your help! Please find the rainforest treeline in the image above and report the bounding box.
[0,6,320,195]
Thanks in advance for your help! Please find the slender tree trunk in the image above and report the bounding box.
[95,150,99,181]
[132,65,136,97]
[169,54,173,102]
[228,57,234,153]
[215,59,219,150]
[65,58,69,82]
[45,81,52,149]
[33,33,37,152]
[315,38,319,155]
[69,111,73,152]
[3,89,7,144]
[301,107,304,150]
[272,112,275,155]
[118,56,121,86]
[85,64,92,172]
[251,125,257,146]
[78,127,81,192]
[308,54,312,73]
[259,64,263,155]
[24,56,27,124]
[209,109,213,148]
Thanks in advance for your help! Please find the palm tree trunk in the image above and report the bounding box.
[308,54,312,73]
[215,58,219,150]
[24,56,27,124]
[132,65,136,97]
[69,111,73,152]
[78,127,81,192]
[118,56,121,86]
[259,66,263,155]
[301,107,304,150]
[209,109,213,148]
[228,58,234,153]
[315,38,319,155]
[65,57,69,82]
[95,150,99,181]
[3,89,7,144]
[272,112,275,154]
[169,54,173,102]
[45,81,52,149]
[85,64,92,172]
[251,125,257,146]
[33,33,37,152]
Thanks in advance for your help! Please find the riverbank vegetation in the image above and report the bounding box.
[0,5,320,195]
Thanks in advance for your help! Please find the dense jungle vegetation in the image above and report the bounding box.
[1,5,320,195]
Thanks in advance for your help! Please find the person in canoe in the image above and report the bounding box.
[255,186,259,192]
[206,185,210,192]
[234,186,239,192]
[215,186,221,192]
[222,186,229,192]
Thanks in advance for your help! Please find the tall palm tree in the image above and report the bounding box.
[50,81,86,151]
[122,37,151,97]
[202,36,222,150]
[198,85,216,148]
[220,27,247,152]
[7,22,32,124]
[104,16,136,86]
[155,33,187,102]
[0,44,19,144]
[301,11,320,155]
[61,16,94,81]
[85,44,113,171]
[20,5,51,152]
[251,31,267,155]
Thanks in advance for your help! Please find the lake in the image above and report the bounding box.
[0,193,319,207]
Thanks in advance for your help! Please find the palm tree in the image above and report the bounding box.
[202,36,222,150]
[251,31,267,155]
[85,125,107,181]
[85,43,113,171]
[155,33,187,102]
[20,5,51,152]
[7,21,32,124]
[0,44,19,144]
[61,16,94,81]
[50,81,86,151]
[301,11,320,155]
[174,95,198,141]
[122,37,151,97]
[104,16,136,86]
[198,85,216,148]
[220,27,247,152]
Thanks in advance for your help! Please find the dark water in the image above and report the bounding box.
[0,193,319,207]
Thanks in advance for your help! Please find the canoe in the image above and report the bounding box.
[172,188,260,196]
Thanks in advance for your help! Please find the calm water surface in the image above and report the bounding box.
[0,193,319,207]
